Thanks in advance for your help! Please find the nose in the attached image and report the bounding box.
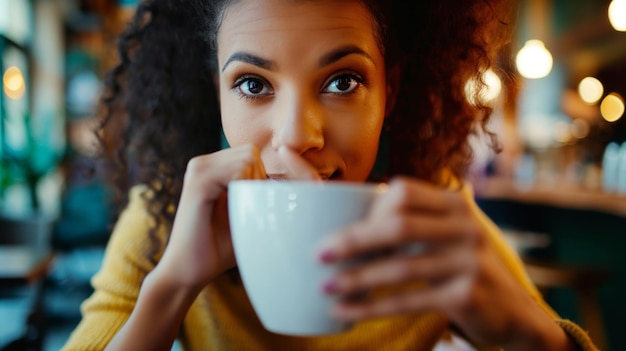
[272,91,324,154]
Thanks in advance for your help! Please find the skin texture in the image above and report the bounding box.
[102,1,579,351]
[218,0,387,182]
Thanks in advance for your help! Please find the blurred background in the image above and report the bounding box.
[0,0,624,350]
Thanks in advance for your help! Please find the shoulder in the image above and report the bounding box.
[103,184,169,272]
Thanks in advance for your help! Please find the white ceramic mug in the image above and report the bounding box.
[228,180,387,336]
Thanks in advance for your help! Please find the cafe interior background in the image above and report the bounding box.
[0,0,625,350]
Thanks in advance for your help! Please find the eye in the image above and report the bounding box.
[324,74,362,95]
[233,76,273,97]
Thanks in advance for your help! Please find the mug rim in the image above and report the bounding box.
[228,180,388,193]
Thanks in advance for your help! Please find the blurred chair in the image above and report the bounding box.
[0,215,53,351]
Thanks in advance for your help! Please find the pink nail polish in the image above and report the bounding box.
[319,250,335,263]
[323,280,338,294]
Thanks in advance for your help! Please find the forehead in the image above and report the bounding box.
[217,0,380,61]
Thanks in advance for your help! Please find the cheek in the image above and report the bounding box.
[333,101,385,180]
[220,83,246,146]
[220,91,236,144]
[345,125,382,179]
[221,115,247,147]
[220,94,266,147]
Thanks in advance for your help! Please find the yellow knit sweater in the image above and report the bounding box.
[62,185,597,351]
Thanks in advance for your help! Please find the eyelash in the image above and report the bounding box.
[231,75,272,101]
[230,71,367,101]
[324,72,366,97]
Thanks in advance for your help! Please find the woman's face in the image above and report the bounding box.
[217,0,387,181]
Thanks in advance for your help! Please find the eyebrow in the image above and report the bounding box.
[221,52,276,72]
[221,45,375,72]
[318,45,375,68]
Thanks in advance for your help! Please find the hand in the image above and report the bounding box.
[318,177,573,350]
[106,145,324,351]
[155,144,268,291]
[155,144,320,292]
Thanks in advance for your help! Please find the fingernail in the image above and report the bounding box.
[322,279,339,294]
[318,249,336,263]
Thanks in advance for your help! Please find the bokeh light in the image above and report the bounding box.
[554,121,572,143]
[3,66,26,100]
[600,93,625,122]
[578,77,604,104]
[516,40,553,79]
[609,0,626,32]
[571,119,590,139]
[465,68,502,105]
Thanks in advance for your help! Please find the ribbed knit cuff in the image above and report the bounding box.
[556,319,599,351]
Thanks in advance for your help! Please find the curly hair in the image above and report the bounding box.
[97,0,512,259]
[384,1,510,181]
[98,0,218,228]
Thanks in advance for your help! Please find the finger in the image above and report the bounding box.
[318,213,480,263]
[228,144,267,181]
[331,276,470,322]
[278,146,321,180]
[324,244,471,296]
[254,150,268,180]
[369,177,464,218]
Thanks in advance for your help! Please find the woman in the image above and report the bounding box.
[63,0,597,350]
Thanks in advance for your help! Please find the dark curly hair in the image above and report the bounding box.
[385,1,510,180]
[97,0,512,260]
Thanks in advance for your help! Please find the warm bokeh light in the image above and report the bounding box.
[3,66,26,100]
[609,0,626,32]
[515,40,553,79]
[482,69,502,102]
[465,68,502,105]
[578,77,604,104]
[600,93,625,122]
[571,119,590,139]
[554,121,572,143]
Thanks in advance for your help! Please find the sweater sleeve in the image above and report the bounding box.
[62,186,165,351]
